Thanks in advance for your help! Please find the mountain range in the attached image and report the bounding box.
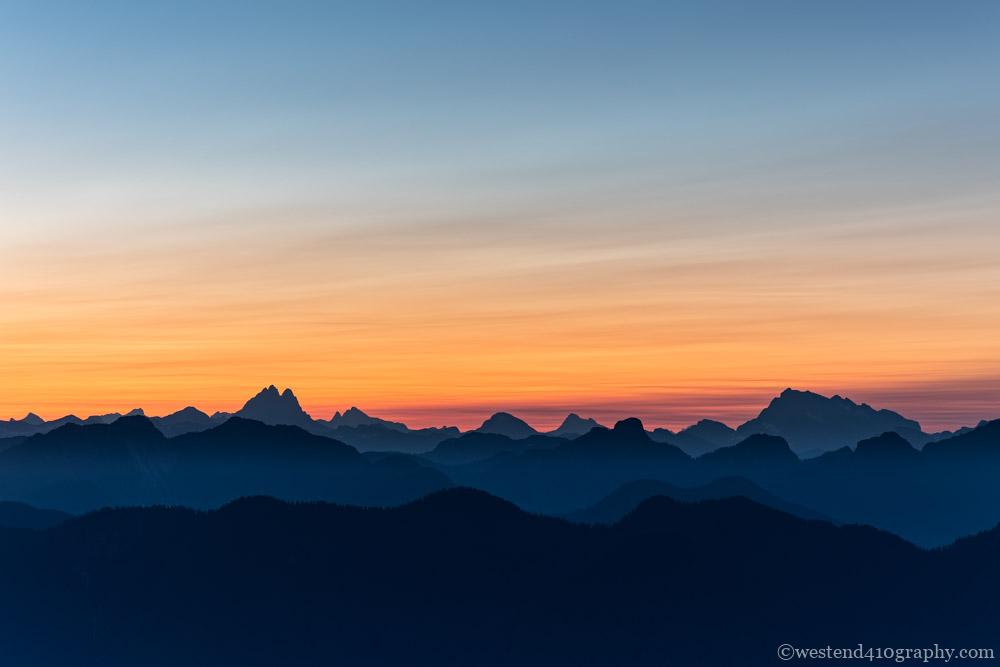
[3,384,1000,545]
[3,385,980,456]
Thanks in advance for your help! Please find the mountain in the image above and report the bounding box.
[922,419,1000,461]
[566,418,690,461]
[0,409,146,438]
[475,412,538,439]
[736,388,928,455]
[234,385,314,428]
[0,415,451,512]
[328,406,408,432]
[426,432,564,465]
[0,489,996,665]
[564,477,828,524]
[168,417,452,508]
[172,416,362,464]
[853,431,919,464]
[0,416,172,511]
[149,406,216,437]
[651,419,740,456]
[698,433,800,472]
[328,423,461,453]
[547,413,603,438]
[443,419,693,515]
[18,413,44,426]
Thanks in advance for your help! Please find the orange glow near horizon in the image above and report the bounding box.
[3,0,1000,435]
[3,202,999,433]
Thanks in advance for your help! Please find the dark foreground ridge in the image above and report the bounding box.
[0,488,997,666]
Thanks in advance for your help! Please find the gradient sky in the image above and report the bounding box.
[2,1,999,431]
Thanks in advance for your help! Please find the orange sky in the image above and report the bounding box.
[3,197,999,432]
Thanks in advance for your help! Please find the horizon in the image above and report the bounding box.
[3,2,999,434]
[4,384,994,433]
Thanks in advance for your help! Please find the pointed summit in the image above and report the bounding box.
[20,413,45,426]
[168,406,210,420]
[235,386,312,428]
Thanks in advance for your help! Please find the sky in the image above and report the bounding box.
[1,1,999,431]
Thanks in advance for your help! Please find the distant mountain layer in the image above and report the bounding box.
[546,413,604,438]
[0,416,451,513]
[3,386,989,456]
[427,432,565,465]
[474,412,538,439]
[737,388,929,455]
[0,489,998,665]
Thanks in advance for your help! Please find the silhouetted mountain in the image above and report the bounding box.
[853,431,919,463]
[0,416,451,512]
[169,417,452,508]
[698,433,799,473]
[546,413,603,438]
[0,501,71,530]
[328,406,408,432]
[19,412,44,426]
[149,406,215,437]
[558,418,690,463]
[235,385,314,428]
[8,390,1000,548]
[475,412,538,439]
[926,420,991,442]
[0,409,147,438]
[681,418,739,444]
[0,489,996,666]
[565,477,827,524]
[427,432,564,465]
[173,416,362,463]
[651,418,740,456]
[736,388,927,455]
[922,419,1000,461]
[0,416,172,511]
[442,419,693,515]
[328,423,461,453]
[0,413,50,438]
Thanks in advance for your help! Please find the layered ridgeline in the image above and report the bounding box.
[2,385,999,546]
[0,386,460,454]
[0,386,976,455]
[1,489,999,666]
[0,416,450,513]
